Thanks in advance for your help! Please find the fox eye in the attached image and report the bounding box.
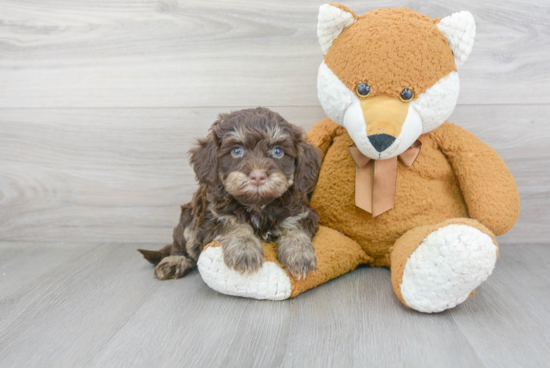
[399,88,414,102]
[271,147,284,158]
[231,146,244,157]
[356,82,371,98]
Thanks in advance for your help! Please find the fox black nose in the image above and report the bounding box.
[368,134,396,153]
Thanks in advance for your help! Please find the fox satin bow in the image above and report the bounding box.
[348,140,422,217]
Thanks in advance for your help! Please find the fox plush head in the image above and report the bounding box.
[317,5,476,160]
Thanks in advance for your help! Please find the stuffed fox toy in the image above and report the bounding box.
[197,5,520,313]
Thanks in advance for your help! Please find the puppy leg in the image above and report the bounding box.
[218,223,264,274]
[154,255,196,280]
[277,229,317,280]
[154,223,200,280]
[274,214,317,280]
[153,203,200,280]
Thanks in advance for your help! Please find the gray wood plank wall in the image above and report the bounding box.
[1,0,549,244]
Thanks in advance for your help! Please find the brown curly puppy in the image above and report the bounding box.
[138,107,322,280]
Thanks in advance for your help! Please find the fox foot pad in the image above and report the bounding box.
[399,224,498,313]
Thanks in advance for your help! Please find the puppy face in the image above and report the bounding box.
[190,108,321,206]
[218,125,296,205]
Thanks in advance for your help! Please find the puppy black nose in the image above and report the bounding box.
[249,170,267,186]
[368,134,396,153]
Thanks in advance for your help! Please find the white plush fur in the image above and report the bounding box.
[319,61,426,160]
[400,224,497,313]
[197,246,292,300]
[412,71,460,134]
[436,11,476,67]
[317,4,355,55]
[344,101,423,160]
[318,62,461,157]
[317,61,356,126]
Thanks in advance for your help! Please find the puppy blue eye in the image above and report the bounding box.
[231,147,244,157]
[272,147,284,158]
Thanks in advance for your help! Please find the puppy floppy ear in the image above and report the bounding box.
[189,132,219,187]
[293,135,322,194]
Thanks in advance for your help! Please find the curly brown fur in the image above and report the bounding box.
[139,107,322,280]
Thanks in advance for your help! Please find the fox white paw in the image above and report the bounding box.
[400,224,497,313]
[197,246,291,300]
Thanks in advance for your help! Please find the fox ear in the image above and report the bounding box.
[317,3,356,55]
[436,11,476,67]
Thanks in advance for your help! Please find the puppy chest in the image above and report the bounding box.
[249,213,275,242]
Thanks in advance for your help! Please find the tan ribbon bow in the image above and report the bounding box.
[348,140,422,217]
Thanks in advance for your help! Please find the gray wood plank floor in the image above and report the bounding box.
[0,242,549,367]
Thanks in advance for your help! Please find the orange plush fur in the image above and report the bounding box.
[325,8,456,99]
[298,6,520,308]
[308,120,518,266]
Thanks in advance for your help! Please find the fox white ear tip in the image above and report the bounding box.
[460,10,475,20]
[437,11,476,67]
[318,3,356,55]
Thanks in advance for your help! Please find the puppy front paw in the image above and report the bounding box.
[277,237,317,280]
[222,236,264,274]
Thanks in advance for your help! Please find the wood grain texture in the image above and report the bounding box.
[0,242,549,367]
[449,245,550,367]
[0,0,549,107]
[0,106,325,243]
[0,1,548,366]
[1,105,548,244]
[0,0,548,243]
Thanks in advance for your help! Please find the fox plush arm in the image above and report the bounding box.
[432,122,520,235]
[307,118,341,159]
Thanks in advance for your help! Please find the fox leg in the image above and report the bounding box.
[197,226,371,300]
[391,218,498,313]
